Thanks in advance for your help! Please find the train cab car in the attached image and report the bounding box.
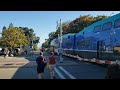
[50,38,59,55]
[62,33,75,55]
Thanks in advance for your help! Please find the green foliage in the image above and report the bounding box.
[33,44,38,51]
[2,26,6,30]
[0,24,40,49]
[1,26,28,48]
[19,27,40,45]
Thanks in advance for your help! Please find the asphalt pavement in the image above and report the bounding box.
[0,52,107,79]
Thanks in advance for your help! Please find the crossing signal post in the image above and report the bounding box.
[56,19,63,62]
[59,19,63,62]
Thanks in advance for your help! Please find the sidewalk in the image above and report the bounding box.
[0,56,29,68]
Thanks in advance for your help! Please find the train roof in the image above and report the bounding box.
[56,33,75,39]
[62,33,75,37]
[76,13,120,36]
[50,33,75,45]
[50,38,58,46]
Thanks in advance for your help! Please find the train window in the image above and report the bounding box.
[94,25,101,33]
[86,40,90,46]
[77,42,80,46]
[114,19,120,28]
[102,22,112,31]
[80,40,85,46]
[66,43,72,46]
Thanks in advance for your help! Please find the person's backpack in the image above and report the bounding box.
[42,57,47,67]
[36,56,47,67]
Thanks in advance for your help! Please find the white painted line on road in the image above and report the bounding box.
[54,67,66,79]
[59,66,76,79]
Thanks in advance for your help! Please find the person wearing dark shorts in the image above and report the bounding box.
[36,51,46,79]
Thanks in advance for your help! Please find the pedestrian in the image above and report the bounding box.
[48,52,56,79]
[25,49,27,55]
[3,48,6,58]
[4,48,8,58]
[8,47,13,57]
[40,49,44,53]
[105,60,120,79]
[36,51,47,79]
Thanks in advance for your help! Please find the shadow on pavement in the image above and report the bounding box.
[11,52,52,79]
[1,52,57,79]
[11,62,38,79]
[11,62,51,79]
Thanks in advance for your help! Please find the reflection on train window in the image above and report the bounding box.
[114,19,120,28]
[102,22,112,31]
[86,40,90,46]
[66,43,72,46]
[80,40,85,46]
[94,25,101,33]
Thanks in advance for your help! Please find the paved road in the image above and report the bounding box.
[0,52,107,79]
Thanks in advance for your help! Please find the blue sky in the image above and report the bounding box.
[0,11,120,48]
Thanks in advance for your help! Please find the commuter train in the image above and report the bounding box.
[50,13,120,60]
[50,38,59,54]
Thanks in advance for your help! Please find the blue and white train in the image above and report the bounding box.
[50,13,120,60]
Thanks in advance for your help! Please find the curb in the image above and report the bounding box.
[63,53,116,65]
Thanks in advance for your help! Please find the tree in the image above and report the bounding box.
[1,26,28,48]
[66,15,95,33]
[33,44,38,51]
[33,37,40,44]
[19,27,40,46]
[8,23,14,29]
[62,21,70,35]
[48,32,56,39]
[93,15,108,23]
[2,26,6,30]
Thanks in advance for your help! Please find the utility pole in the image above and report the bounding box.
[59,19,63,62]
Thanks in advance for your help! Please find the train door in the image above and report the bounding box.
[97,41,100,59]
[97,40,104,59]
[73,35,76,55]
